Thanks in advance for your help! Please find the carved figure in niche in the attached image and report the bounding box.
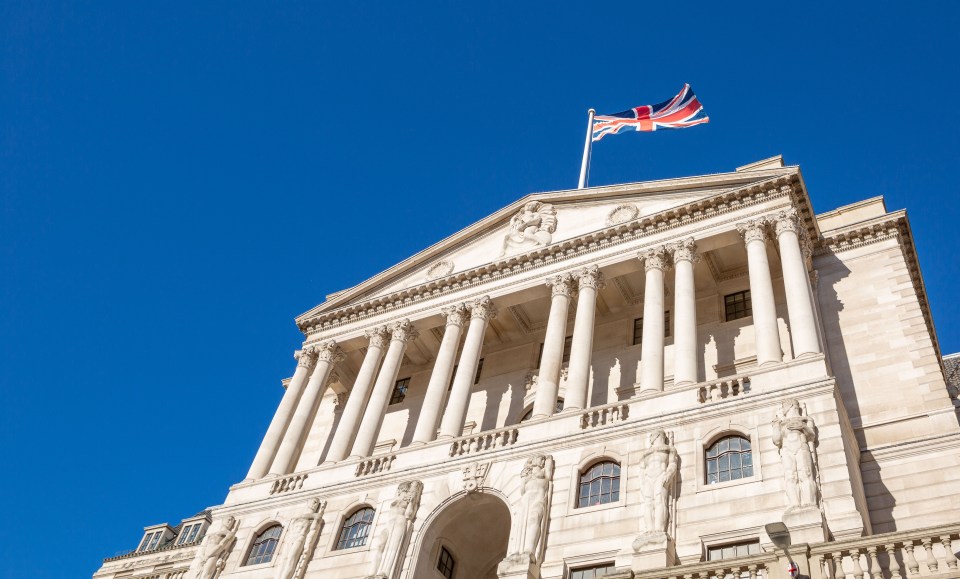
[501,201,558,256]
[772,399,818,511]
[277,498,326,579]
[368,480,423,579]
[511,454,555,562]
[192,516,237,579]
[636,430,678,543]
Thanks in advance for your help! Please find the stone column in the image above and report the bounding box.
[532,274,577,418]
[775,208,822,358]
[412,304,468,444]
[672,238,700,386]
[738,219,783,366]
[269,341,343,475]
[639,247,671,393]
[349,319,419,458]
[323,327,389,463]
[565,266,604,411]
[439,297,496,439]
[245,349,317,480]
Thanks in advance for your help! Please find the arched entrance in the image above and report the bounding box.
[412,492,511,579]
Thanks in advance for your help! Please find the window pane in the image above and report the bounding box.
[719,454,729,471]
[742,453,753,467]
[730,453,741,469]
[707,472,718,484]
[743,465,754,478]
[719,470,730,482]
[729,437,741,451]
[718,438,729,453]
[707,459,718,473]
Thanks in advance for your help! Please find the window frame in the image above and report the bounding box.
[695,426,762,493]
[723,290,753,322]
[389,377,410,405]
[474,358,484,385]
[568,562,618,579]
[707,539,763,561]
[575,460,622,509]
[437,545,456,579]
[632,311,671,346]
[176,522,203,545]
[705,434,753,485]
[242,523,283,567]
[137,530,164,553]
[333,506,377,552]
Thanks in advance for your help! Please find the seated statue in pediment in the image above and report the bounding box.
[501,201,558,256]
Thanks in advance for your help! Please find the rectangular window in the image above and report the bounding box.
[437,546,456,579]
[707,540,762,561]
[474,358,484,384]
[138,530,163,552]
[536,343,544,368]
[177,523,202,545]
[562,335,573,363]
[448,364,458,391]
[389,377,410,405]
[724,290,752,321]
[632,311,671,345]
[570,563,617,579]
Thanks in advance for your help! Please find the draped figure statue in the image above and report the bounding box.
[368,480,423,579]
[277,498,326,579]
[772,399,819,511]
[191,516,237,579]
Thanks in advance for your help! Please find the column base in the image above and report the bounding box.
[497,553,540,579]
[782,506,827,544]
[616,532,677,572]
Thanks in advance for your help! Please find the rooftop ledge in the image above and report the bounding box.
[225,355,829,505]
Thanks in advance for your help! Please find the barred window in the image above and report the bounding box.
[336,507,375,550]
[244,524,282,565]
[389,378,410,405]
[706,435,753,484]
[577,461,621,508]
[724,291,752,321]
[437,546,456,579]
[570,563,617,578]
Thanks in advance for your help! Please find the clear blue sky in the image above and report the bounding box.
[2,2,958,576]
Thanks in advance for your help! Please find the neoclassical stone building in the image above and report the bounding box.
[95,156,960,579]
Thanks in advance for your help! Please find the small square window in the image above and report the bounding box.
[437,546,456,579]
[390,378,410,405]
[724,291,752,321]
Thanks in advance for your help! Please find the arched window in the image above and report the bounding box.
[519,398,564,422]
[706,435,752,484]
[577,460,621,507]
[336,507,375,550]
[244,524,282,566]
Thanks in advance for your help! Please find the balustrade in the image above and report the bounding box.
[580,401,630,429]
[812,524,960,579]
[355,454,395,476]
[449,426,519,456]
[269,473,308,495]
[697,376,750,404]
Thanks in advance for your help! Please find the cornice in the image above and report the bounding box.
[298,174,809,336]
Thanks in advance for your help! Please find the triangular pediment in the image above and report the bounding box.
[298,158,795,322]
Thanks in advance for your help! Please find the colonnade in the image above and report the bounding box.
[245,209,821,480]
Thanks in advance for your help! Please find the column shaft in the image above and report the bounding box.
[739,219,783,366]
[349,320,418,458]
[324,328,388,463]
[776,210,822,358]
[533,275,576,418]
[412,305,468,444]
[673,239,700,386]
[565,267,603,411]
[639,248,670,392]
[245,350,316,480]
[439,297,495,438]
[269,341,342,474]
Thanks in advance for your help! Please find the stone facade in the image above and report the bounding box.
[94,157,960,579]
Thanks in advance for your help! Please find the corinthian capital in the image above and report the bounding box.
[672,238,700,264]
[390,319,420,343]
[736,219,769,245]
[365,326,391,350]
[314,340,345,363]
[470,296,498,321]
[546,273,578,298]
[575,265,605,290]
[640,246,672,272]
[296,348,318,369]
[441,304,470,328]
[774,208,802,238]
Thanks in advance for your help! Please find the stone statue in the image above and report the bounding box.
[501,201,558,256]
[635,430,678,548]
[772,399,818,510]
[192,516,237,579]
[368,480,423,579]
[512,454,555,562]
[277,498,326,579]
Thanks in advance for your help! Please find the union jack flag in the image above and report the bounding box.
[592,84,709,141]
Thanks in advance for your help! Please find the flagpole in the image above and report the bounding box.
[577,108,595,189]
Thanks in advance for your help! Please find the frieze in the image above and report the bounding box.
[298,176,806,334]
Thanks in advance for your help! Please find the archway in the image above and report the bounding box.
[412,492,511,579]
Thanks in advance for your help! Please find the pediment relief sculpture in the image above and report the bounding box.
[424,260,455,281]
[606,203,640,226]
[501,201,558,257]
